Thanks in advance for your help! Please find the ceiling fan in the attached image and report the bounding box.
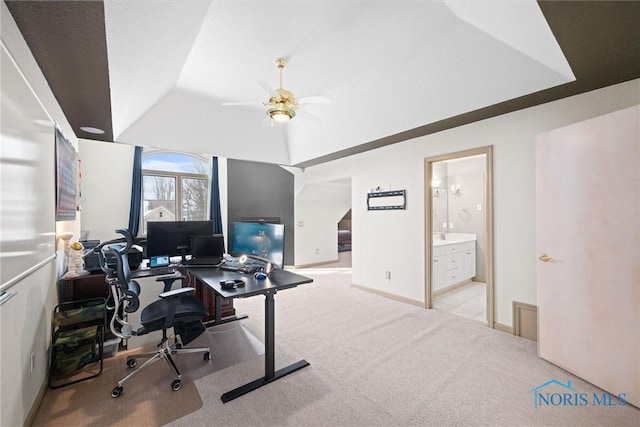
[223,58,329,123]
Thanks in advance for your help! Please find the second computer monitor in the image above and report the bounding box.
[146,220,214,259]
[231,222,285,268]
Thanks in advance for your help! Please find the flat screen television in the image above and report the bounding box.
[147,220,213,261]
[231,222,285,268]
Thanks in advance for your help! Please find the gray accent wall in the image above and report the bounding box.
[227,159,295,265]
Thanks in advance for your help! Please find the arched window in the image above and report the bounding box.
[141,152,209,234]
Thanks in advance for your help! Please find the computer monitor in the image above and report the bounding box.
[147,220,214,261]
[231,222,285,268]
[190,234,225,259]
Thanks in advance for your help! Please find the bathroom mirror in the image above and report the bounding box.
[431,162,448,238]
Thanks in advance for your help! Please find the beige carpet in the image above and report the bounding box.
[33,268,640,426]
[31,323,263,426]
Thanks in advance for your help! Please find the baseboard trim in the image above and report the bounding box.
[494,322,513,334]
[433,279,473,297]
[351,283,424,307]
[513,301,538,341]
[293,259,339,268]
[25,377,48,427]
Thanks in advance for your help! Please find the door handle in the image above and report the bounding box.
[538,253,552,262]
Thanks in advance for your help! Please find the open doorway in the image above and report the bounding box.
[424,146,494,327]
[335,209,352,267]
[296,178,352,269]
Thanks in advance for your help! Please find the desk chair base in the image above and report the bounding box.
[111,339,210,398]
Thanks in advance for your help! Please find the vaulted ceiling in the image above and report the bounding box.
[5,1,640,168]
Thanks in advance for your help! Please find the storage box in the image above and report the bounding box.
[101,337,121,358]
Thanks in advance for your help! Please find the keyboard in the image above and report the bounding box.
[130,267,175,278]
[184,257,222,266]
[220,261,263,273]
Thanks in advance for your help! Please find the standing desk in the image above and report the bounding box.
[187,267,313,402]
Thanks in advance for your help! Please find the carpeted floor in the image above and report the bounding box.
[31,322,264,426]
[33,268,639,426]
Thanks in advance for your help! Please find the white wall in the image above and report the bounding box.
[79,139,134,242]
[295,79,640,326]
[294,179,351,266]
[1,3,79,425]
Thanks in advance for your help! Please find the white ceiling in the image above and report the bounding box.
[104,0,573,166]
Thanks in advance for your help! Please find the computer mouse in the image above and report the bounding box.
[254,271,267,280]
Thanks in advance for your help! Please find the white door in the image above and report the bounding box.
[536,106,639,407]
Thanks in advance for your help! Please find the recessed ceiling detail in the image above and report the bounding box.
[6,1,640,167]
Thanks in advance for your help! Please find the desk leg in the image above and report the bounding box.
[265,290,275,379]
[221,290,309,403]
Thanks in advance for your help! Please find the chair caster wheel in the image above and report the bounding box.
[126,358,137,368]
[171,379,181,391]
[204,352,211,361]
[111,386,123,398]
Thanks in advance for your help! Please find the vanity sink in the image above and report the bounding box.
[432,233,476,246]
[433,238,461,246]
[431,233,477,293]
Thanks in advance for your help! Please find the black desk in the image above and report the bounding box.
[187,267,313,402]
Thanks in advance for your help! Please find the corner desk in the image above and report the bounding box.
[58,270,236,323]
[185,266,313,403]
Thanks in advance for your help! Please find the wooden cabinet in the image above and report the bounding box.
[58,270,235,324]
[462,247,476,279]
[432,240,476,293]
[446,251,463,286]
[432,255,447,292]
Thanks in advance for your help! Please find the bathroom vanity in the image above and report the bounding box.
[432,233,476,293]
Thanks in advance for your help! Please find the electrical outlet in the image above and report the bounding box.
[385,271,391,280]
[315,249,319,255]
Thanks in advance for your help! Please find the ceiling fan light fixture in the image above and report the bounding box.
[268,107,295,122]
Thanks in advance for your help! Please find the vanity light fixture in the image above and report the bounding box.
[432,179,442,198]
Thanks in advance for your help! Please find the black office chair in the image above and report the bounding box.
[97,229,210,398]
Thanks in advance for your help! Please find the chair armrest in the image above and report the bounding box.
[155,274,185,283]
[159,287,195,298]
[156,275,186,292]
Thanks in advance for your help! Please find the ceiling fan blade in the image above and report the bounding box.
[296,109,322,124]
[298,95,330,105]
[258,79,279,99]
[221,101,263,106]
